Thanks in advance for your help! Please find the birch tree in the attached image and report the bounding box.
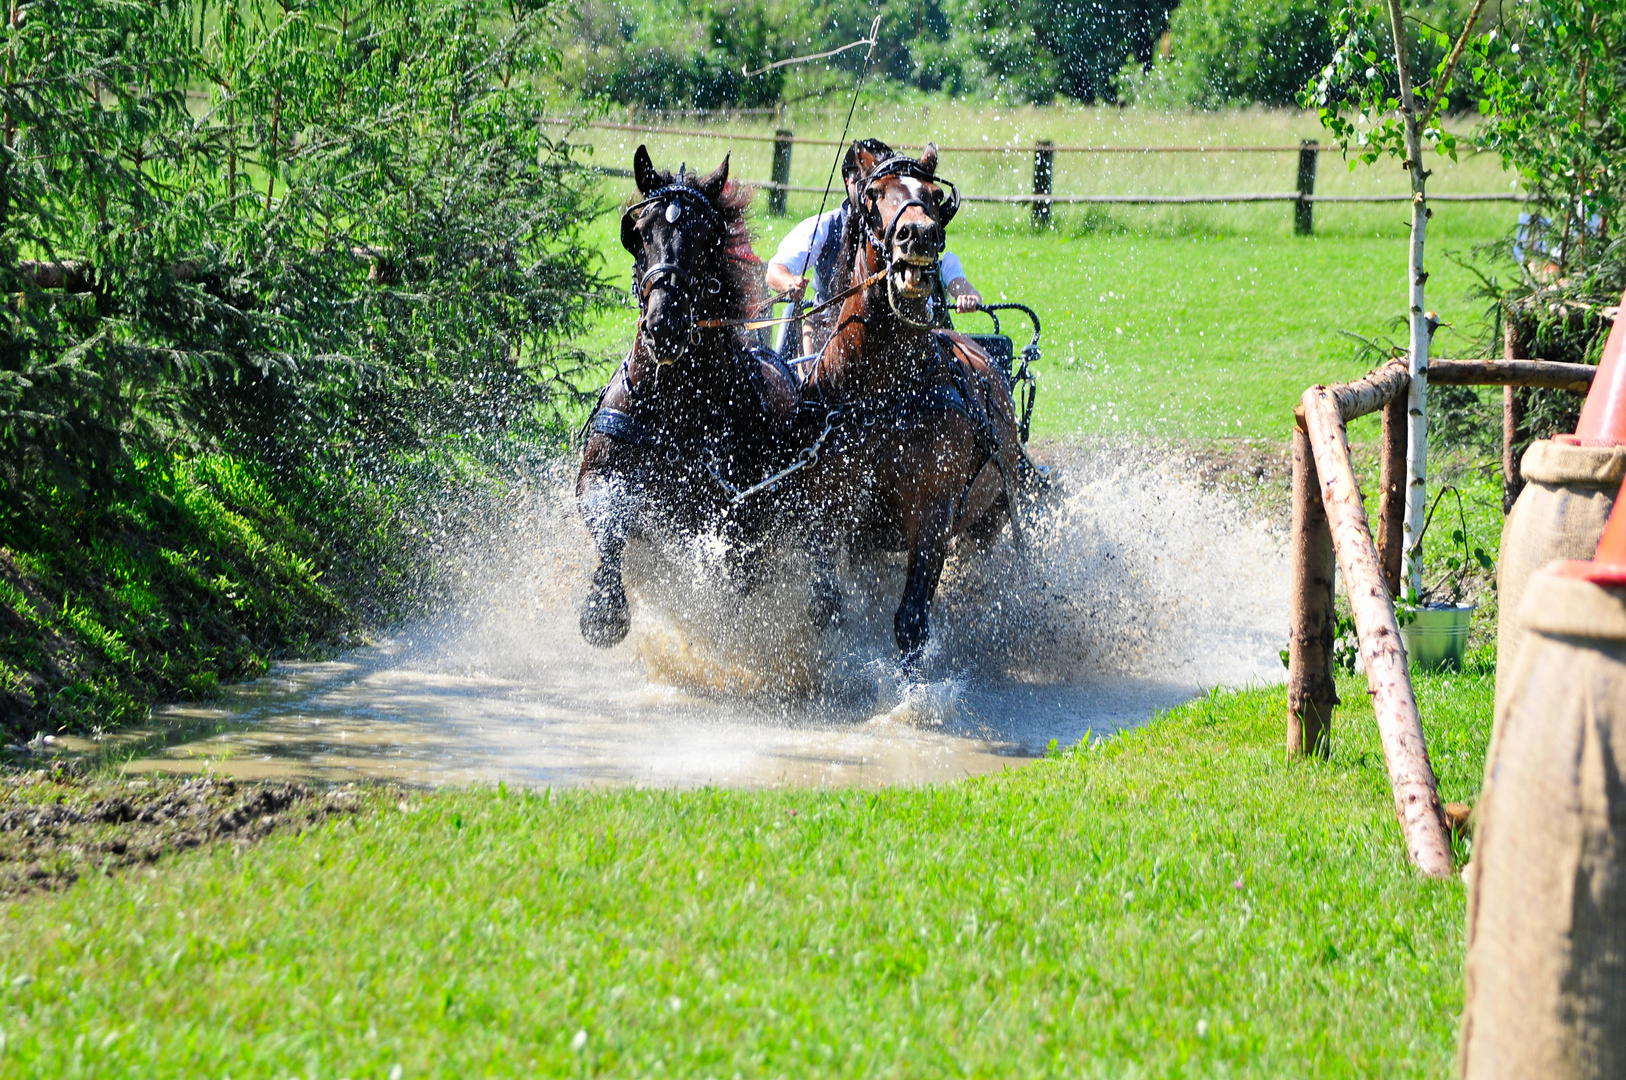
[1303,0,1488,597]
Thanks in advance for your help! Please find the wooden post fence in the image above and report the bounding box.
[1287,424,1338,757]
[1287,357,1596,878]
[1295,140,1318,236]
[770,129,794,217]
[1032,139,1054,228]
[1502,315,1530,512]
[1377,391,1407,595]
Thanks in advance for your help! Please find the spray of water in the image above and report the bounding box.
[115,440,1289,788]
[596,439,1290,711]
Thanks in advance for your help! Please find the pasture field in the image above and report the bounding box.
[569,101,1517,207]
[0,671,1488,1077]
[580,206,1519,442]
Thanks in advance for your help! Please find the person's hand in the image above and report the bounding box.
[766,264,809,298]
[954,290,982,313]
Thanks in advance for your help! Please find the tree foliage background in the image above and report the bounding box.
[0,0,606,507]
[560,0,1181,108]
[1300,0,1623,450]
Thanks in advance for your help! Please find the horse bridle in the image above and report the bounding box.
[856,156,960,248]
[853,156,960,328]
[623,182,725,318]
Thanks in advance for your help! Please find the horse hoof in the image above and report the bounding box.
[808,586,842,631]
[580,577,630,648]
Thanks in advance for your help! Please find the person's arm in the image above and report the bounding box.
[766,214,823,299]
[940,251,981,312]
[765,260,807,296]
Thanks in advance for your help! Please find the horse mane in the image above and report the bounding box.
[828,196,866,302]
[628,169,764,325]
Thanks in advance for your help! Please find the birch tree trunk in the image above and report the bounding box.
[1387,0,1430,597]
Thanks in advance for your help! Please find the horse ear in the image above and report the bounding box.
[855,144,884,179]
[919,142,938,178]
[633,144,661,194]
[698,154,729,203]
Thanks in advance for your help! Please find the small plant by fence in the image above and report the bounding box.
[552,118,1526,232]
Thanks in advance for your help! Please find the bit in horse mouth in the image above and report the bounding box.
[891,259,937,298]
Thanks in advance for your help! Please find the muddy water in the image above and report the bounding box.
[108,443,1290,789]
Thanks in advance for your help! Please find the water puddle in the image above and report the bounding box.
[77,442,1291,790]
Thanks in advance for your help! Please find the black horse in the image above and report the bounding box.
[576,147,799,647]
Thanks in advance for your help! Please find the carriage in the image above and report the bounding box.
[960,303,1041,445]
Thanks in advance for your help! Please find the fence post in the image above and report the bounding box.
[1295,139,1317,236]
[770,130,793,217]
[1032,139,1054,228]
[1288,420,1339,758]
[1378,391,1408,595]
[1503,311,1530,512]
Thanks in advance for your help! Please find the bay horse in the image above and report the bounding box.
[797,144,1025,671]
[576,147,798,647]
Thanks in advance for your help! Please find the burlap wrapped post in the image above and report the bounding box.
[1496,439,1626,712]
[1461,565,1626,1080]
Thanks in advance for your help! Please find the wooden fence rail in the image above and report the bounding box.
[1288,358,1595,878]
[577,119,1520,226]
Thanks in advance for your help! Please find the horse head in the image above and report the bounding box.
[850,142,960,329]
[622,145,735,363]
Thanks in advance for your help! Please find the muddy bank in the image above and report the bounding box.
[0,765,366,899]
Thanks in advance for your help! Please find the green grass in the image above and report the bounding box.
[0,670,1489,1077]
[0,457,355,734]
[0,450,472,739]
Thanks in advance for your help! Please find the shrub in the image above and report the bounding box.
[0,0,609,509]
[1121,0,1332,108]
[1122,0,1476,110]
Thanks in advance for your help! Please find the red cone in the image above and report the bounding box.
[1570,286,1626,446]
[1555,474,1626,585]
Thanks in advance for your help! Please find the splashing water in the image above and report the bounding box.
[99,441,1289,789]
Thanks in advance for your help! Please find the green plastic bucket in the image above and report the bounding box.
[1400,603,1475,671]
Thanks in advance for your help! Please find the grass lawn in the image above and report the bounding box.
[0,669,1489,1077]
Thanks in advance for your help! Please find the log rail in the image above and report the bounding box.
[1288,358,1594,878]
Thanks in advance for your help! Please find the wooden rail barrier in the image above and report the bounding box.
[1288,358,1595,878]
[571,118,1519,231]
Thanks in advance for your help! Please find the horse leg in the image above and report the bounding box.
[578,472,632,648]
[721,512,766,597]
[895,496,954,675]
[805,525,842,631]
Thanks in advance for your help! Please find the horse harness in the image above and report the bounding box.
[582,340,795,464]
[715,330,1021,545]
